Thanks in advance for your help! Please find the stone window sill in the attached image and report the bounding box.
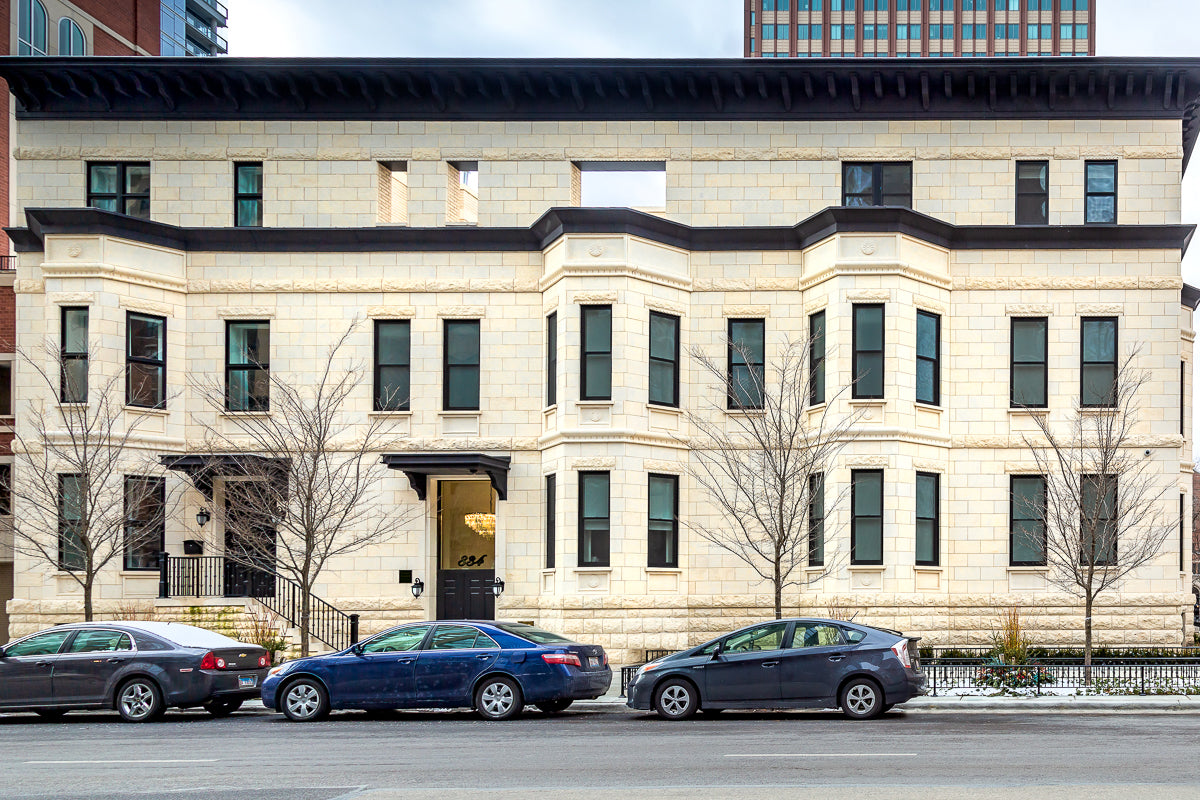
[439,410,481,417]
[848,399,887,408]
[914,565,944,573]
[847,565,885,572]
[645,567,682,575]
[220,411,271,419]
[646,404,681,416]
[1008,408,1048,417]
[126,406,169,417]
[573,567,613,574]
[368,410,412,419]
[577,401,614,408]
[1006,566,1048,574]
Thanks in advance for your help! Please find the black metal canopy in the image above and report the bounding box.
[160,454,290,500]
[381,453,511,501]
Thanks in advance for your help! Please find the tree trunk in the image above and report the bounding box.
[300,588,312,658]
[1083,595,1094,684]
[773,560,782,620]
[83,578,93,622]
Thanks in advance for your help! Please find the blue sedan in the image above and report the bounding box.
[261,621,611,721]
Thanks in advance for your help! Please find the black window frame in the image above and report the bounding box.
[126,311,166,410]
[225,319,270,412]
[577,471,610,568]
[58,473,84,571]
[915,472,939,566]
[727,318,765,410]
[123,475,165,571]
[60,306,89,404]
[809,310,826,406]
[1010,474,1047,567]
[808,472,824,567]
[842,161,913,208]
[86,161,150,220]
[546,311,557,407]
[234,162,264,228]
[852,304,885,400]
[916,310,940,406]
[1182,360,1187,438]
[648,311,680,408]
[1080,316,1118,408]
[647,473,679,569]
[0,358,12,417]
[851,469,884,566]
[580,305,612,402]
[1010,317,1049,408]
[373,319,411,412]
[443,319,481,411]
[1084,159,1118,225]
[1015,160,1050,225]
[545,474,556,570]
[1181,492,1187,574]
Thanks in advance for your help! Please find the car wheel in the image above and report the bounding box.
[840,678,884,720]
[653,679,698,721]
[203,698,243,718]
[535,699,573,714]
[281,678,329,723]
[117,678,164,723]
[34,709,67,720]
[475,676,523,721]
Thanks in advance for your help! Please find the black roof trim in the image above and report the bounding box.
[380,453,511,501]
[160,454,290,500]
[1183,283,1200,310]
[10,206,1195,256]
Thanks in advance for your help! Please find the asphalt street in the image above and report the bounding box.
[2,706,1199,800]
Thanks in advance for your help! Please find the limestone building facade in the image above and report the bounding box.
[0,57,1197,659]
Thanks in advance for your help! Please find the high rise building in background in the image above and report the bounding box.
[744,0,1095,58]
[160,0,229,57]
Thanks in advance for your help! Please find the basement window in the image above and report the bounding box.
[575,162,666,211]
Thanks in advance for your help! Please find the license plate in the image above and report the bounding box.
[588,657,599,669]
[238,675,257,688]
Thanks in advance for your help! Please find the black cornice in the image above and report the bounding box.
[1183,283,1200,310]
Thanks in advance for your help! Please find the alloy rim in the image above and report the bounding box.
[846,684,876,714]
[661,685,691,716]
[286,684,321,719]
[481,682,514,716]
[120,683,154,720]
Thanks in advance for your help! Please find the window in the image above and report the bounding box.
[443,319,481,411]
[18,0,47,55]
[798,24,809,39]
[1084,161,1116,224]
[1081,317,1117,407]
[851,470,884,565]
[580,306,612,402]
[59,473,84,571]
[225,321,270,412]
[1011,317,1048,407]
[763,24,775,40]
[374,320,410,412]
[58,17,85,55]
[789,623,844,649]
[546,312,557,407]
[428,625,498,650]
[648,474,678,569]
[649,312,680,407]
[723,622,787,652]
[916,310,940,406]
[1015,161,1049,225]
[864,25,874,40]
[0,359,12,416]
[809,473,824,567]
[0,464,10,516]
[1010,475,1046,566]
[361,625,430,654]
[1181,493,1187,574]
[61,307,89,404]
[5,630,71,658]
[234,163,263,228]
[578,471,610,567]
[126,313,166,409]
[843,163,912,208]
[728,319,765,409]
[831,25,842,40]
[853,304,885,399]
[1081,475,1117,565]
[916,472,939,566]
[87,163,150,220]
[576,162,666,209]
[124,476,165,571]
[68,630,133,653]
[1182,361,1187,437]
[809,311,826,406]
[545,474,556,569]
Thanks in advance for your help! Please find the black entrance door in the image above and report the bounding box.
[437,570,496,620]
[436,481,497,620]
[223,483,277,599]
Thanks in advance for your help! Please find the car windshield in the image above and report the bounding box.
[491,623,576,645]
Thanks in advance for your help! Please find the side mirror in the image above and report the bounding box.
[350,644,363,656]
[710,644,723,660]
[0,646,6,658]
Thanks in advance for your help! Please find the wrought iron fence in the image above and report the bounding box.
[921,645,1200,662]
[925,659,1200,696]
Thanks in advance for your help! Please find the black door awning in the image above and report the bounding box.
[380,453,511,501]
[160,454,290,499]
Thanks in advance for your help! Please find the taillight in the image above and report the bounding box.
[890,640,912,669]
[258,654,271,668]
[542,652,582,667]
[200,652,216,670]
[602,652,609,667]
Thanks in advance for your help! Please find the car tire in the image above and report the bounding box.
[475,676,524,721]
[203,698,243,718]
[535,699,573,714]
[653,678,699,721]
[281,678,330,722]
[34,709,67,720]
[840,677,884,720]
[116,678,165,723]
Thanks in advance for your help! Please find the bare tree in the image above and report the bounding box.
[683,334,864,619]
[6,339,168,621]
[1022,346,1179,674]
[187,321,417,656]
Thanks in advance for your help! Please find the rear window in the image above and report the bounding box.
[491,623,576,645]
[842,628,868,644]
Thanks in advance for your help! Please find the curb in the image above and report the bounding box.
[574,695,1200,713]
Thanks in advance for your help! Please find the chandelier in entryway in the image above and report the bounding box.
[464,512,496,538]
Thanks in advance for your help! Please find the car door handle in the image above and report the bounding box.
[476,654,492,660]
[828,654,846,662]
[35,661,51,668]
[396,658,416,664]
[761,661,779,668]
[106,658,125,664]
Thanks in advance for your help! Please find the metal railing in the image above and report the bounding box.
[255,575,358,652]
[925,659,1200,696]
[922,646,1200,663]
[0,256,15,272]
[620,649,677,697]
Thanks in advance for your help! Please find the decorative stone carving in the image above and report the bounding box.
[1076,303,1124,315]
[366,306,417,319]
[845,456,889,468]
[643,459,683,474]
[48,292,96,305]
[722,305,770,318]
[570,457,618,469]
[845,289,892,302]
[860,241,878,256]
[588,244,605,258]
[67,245,82,258]
[436,306,486,318]
[119,297,174,317]
[646,299,687,316]
[1005,304,1054,316]
[216,307,276,318]
[571,292,618,304]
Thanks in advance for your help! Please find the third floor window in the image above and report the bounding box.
[88,163,150,221]
[843,163,912,208]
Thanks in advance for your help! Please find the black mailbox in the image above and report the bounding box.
[183,539,204,555]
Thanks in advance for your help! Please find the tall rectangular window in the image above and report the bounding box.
[0,464,10,516]
[58,473,84,571]
[809,311,825,406]
[1181,493,1187,574]
[443,319,481,411]
[648,473,679,568]
[126,312,165,409]
[1183,361,1187,437]
[234,163,263,228]
[0,358,11,417]
[374,320,410,412]
[546,312,557,407]
[1011,317,1048,407]
[225,320,270,412]
[808,473,824,567]
[851,470,884,565]
[728,319,766,409]
[1085,161,1117,224]
[580,306,612,402]
[1081,475,1117,565]
[61,307,89,404]
[1010,475,1047,566]
[916,310,940,406]
[124,476,165,571]
[1016,161,1049,225]
[648,312,680,407]
[87,162,150,220]
[578,471,610,567]
[1081,317,1117,407]
[842,162,913,208]
[916,472,939,566]
[853,304,885,399]
[545,474,556,570]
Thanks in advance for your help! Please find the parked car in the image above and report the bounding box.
[0,621,271,722]
[625,618,924,720]
[261,620,611,722]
